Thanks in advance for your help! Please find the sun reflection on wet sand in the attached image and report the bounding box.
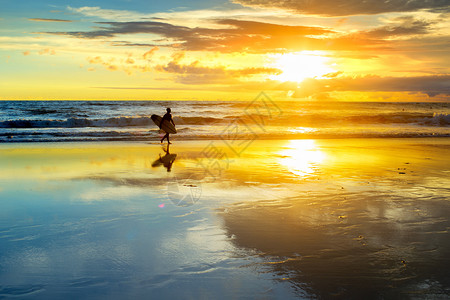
[217,138,450,298]
[0,139,449,298]
[277,140,325,177]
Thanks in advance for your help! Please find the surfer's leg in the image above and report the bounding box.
[161,133,170,143]
[167,134,171,144]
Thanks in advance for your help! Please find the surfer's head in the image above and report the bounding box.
[166,108,171,113]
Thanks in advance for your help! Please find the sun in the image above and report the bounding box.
[269,51,335,83]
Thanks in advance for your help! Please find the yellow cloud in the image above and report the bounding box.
[38,48,56,55]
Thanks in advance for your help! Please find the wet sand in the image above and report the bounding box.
[0,138,449,298]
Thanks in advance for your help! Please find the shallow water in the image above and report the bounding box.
[0,138,449,298]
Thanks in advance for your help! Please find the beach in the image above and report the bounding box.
[1,138,449,298]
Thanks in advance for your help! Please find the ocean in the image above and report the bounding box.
[1,99,449,142]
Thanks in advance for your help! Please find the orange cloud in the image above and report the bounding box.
[29,18,72,22]
[46,20,337,53]
[291,75,450,98]
[143,47,159,59]
[46,17,433,55]
[88,56,103,64]
[233,0,450,16]
[155,56,280,85]
[86,56,121,72]
[38,48,56,55]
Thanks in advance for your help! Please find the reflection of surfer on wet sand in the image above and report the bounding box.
[151,144,177,172]
[151,108,176,144]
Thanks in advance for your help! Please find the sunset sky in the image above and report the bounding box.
[1,0,449,101]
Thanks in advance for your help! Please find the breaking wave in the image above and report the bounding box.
[1,113,449,129]
[0,116,154,128]
[429,113,450,126]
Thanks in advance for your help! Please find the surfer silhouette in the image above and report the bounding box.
[160,108,175,144]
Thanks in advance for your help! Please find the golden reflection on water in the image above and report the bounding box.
[277,140,325,177]
[0,139,449,298]
[218,138,450,298]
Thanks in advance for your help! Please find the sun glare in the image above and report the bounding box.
[269,51,335,83]
[278,140,325,177]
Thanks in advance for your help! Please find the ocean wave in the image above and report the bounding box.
[428,113,450,126]
[0,116,154,128]
[242,112,450,127]
[176,116,224,125]
[1,112,449,130]
[26,108,60,115]
[0,115,234,128]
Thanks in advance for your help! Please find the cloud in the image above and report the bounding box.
[292,75,450,97]
[91,86,209,91]
[125,57,135,64]
[68,5,293,26]
[107,65,118,71]
[85,54,154,75]
[29,18,72,22]
[217,19,331,36]
[157,60,279,76]
[388,35,450,67]
[42,5,449,57]
[233,0,450,17]
[68,6,149,21]
[46,19,337,53]
[86,56,119,72]
[87,56,103,64]
[143,46,159,59]
[47,21,187,39]
[38,48,56,55]
[154,52,280,84]
[46,16,438,55]
[112,42,161,47]
[364,16,434,38]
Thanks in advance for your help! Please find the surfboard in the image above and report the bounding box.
[151,114,177,134]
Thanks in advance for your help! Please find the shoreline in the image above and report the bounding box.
[1,134,449,144]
